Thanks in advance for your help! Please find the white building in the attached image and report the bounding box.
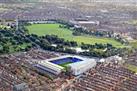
[36,61,64,75]
[68,58,96,76]
[35,55,97,76]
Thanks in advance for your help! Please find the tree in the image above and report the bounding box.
[72,31,81,36]
[3,44,10,53]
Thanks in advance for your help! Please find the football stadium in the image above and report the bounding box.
[34,55,97,76]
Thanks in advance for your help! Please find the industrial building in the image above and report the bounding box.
[34,55,97,76]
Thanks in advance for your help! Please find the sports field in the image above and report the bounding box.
[26,24,124,47]
[59,62,72,68]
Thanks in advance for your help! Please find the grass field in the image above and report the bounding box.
[124,64,137,73]
[59,62,72,68]
[26,24,124,47]
[129,40,137,49]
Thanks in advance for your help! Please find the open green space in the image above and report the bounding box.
[9,43,31,53]
[124,64,137,73]
[0,25,10,29]
[59,62,72,71]
[26,24,124,48]
[129,40,137,49]
[126,20,137,25]
[59,62,72,68]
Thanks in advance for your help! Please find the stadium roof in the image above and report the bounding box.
[68,58,96,70]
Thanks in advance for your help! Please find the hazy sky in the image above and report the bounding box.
[0,0,137,3]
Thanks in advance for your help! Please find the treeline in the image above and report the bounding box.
[55,20,128,45]
[26,33,130,58]
[80,43,129,57]
[23,19,128,45]
[0,30,32,54]
[73,27,128,44]
[0,20,130,58]
[0,27,130,58]
[22,21,130,58]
